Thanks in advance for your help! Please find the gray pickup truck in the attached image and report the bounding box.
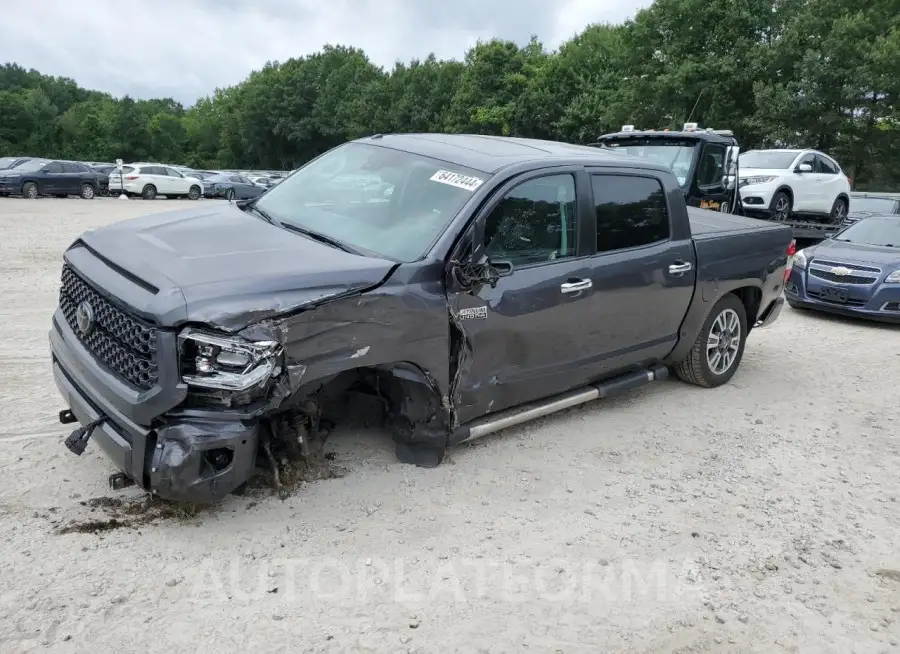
[50,134,793,503]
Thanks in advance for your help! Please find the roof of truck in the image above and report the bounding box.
[596,130,738,145]
[353,133,634,174]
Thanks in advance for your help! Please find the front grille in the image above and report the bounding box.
[808,268,877,285]
[59,265,159,389]
[812,259,881,273]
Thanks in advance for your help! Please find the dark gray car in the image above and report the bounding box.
[203,173,265,200]
[49,133,792,502]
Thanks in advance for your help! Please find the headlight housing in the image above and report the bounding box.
[792,249,809,269]
[885,270,900,283]
[739,176,777,187]
[179,328,283,391]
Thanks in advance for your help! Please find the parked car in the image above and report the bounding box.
[0,156,32,172]
[249,175,274,188]
[738,149,852,224]
[108,163,203,200]
[87,164,113,196]
[841,193,900,227]
[49,133,793,502]
[786,215,900,322]
[0,158,100,199]
[202,173,265,200]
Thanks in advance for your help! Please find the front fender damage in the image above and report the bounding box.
[201,291,455,497]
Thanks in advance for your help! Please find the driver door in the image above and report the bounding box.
[450,169,598,424]
[791,153,817,211]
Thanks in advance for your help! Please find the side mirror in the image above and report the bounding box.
[796,163,813,173]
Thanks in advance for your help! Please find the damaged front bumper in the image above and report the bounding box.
[50,311,262,503]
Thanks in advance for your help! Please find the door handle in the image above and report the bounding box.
[668,261,693,275]
[560,279,593,294]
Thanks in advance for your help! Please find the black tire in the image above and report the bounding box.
[770,191,792,221]
[674,294,748,388]
[188,185,201,200]
[225,188,235,201]
[80,184,95,200]
[141,184,157,200]
[829,197,848,225]
[22,182,39,199]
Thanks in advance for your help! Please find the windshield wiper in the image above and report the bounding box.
[278,221,363,255]
[240,203,276,224]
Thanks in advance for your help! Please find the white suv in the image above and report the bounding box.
[738,149,851,224]
[108,163,203,200]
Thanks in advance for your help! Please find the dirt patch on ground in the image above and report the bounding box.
[53,496,208,534]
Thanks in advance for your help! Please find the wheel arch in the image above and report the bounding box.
[771,185,794,208]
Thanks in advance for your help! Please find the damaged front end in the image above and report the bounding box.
[148,327,305,502]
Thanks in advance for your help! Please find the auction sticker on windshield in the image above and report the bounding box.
[430,170,484,192]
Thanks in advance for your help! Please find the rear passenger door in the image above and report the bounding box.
[582,170,697,375]
[61,162,85,193]
[815,154,843,212]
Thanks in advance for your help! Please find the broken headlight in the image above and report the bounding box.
[179,328,283,391]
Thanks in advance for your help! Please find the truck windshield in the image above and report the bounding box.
[598,142,695,187]
[254,142,486,262]
[739,151,797,169]
[835,217,900,247]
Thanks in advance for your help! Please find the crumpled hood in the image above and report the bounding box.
[811,240,900,267]
[78,203,398,330]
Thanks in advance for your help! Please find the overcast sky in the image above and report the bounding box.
[0,0,651,106]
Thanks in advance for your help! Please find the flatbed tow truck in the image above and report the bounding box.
[590,124,840,243]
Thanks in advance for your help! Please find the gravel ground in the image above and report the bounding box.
[0,197,898,654]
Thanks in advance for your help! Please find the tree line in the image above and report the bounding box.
[1,0,898,190]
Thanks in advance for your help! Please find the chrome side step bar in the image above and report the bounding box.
[452,365,668,445]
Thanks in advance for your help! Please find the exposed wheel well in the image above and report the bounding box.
[281,362,449,446]
[836,193,849,204]
[731,286,762,328]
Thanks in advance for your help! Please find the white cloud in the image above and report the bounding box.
[0,0,652,105]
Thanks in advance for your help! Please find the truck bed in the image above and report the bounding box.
[687,206,790,239]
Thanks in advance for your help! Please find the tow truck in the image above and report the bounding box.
[590,124,840,242]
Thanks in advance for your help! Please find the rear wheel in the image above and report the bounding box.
[80,184,95,200]
[141,184,157,200]
[226,188,235,201]
[675,294,748,388]
[771,191,792,221]
[830,197,848,225]
[22,182,38,199]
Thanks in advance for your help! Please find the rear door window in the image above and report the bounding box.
[591,174,671,252]
[816,155,839,174]
[43,162,64,174]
